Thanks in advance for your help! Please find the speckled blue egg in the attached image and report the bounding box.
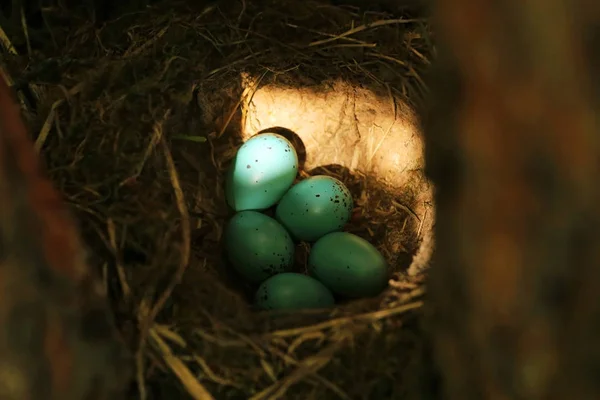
[225,133,298,211]
[308,232,388,298]
[224,211,294,284]
[275,175,353,242]
[255,273,335,310]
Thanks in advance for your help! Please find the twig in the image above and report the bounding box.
[135,122,191,399]
[0,25,17,54]
[107,218,132,299]
[250,342,342,400]
[35,82,85,152]
[240,71,267,137]
[0,25,42,109]
[267,300,423,338]
[309,19,423,47]
[118,109,170,187]
[19,6,32,56]
[287,22,372,46]
[266,343,350,400]
[218,70,266,139]
[147,135,192,323]
[368,51,407,67]
[124,25,169,57]
[391,199,420,222]
[416,205,429,239]
[150,328,214,399]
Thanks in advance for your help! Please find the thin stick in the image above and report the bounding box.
[249,343,342,400]
[137,133,192,397]
[267,300,423,338]
[309,19,423,47]
[107,218,131,299]
[118,109,170,186]
[35,82,85,152]
[150,328,214,399]
[417,206,429,239]
[0,25,17,54]
[124,26,169,57]
[19,6,32,56]
[218,71,266,139]
[148,137,192,320]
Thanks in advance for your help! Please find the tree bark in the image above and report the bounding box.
[423,1,600,399]
[0,75,130,399]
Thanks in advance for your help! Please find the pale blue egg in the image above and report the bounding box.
[308,232,388,298]
[225,133,298,211]
[224,211,295,284]
[255,273,335,310]
[275,175,353,242]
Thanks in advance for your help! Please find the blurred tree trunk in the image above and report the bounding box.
[422,0,600,399]
[0,72,130,399]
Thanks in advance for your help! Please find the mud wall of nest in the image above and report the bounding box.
[240,76,434,269]
[197,73,435,310]
[1,0,436,398]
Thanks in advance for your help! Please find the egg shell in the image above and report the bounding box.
[255,273,335,310]
[308,232,388,298]
[275,175,353,242]
[224,211,294,284]
[225,133,298,211]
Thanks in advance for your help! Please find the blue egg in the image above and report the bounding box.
[224,211,295,284]
[275,175,353,242]
[225,133,298,211]
[308,232,388,298]
[255,273,335,310]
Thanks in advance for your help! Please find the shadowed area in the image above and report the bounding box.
[0,71,130,399]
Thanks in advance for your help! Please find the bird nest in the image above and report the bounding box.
[0,0,435,398]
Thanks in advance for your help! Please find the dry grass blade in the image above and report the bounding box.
[249,342,342,400]
[265,343,350,400]
[136,127,192,399]
[0,27,43,110]
[124,25,169,57]
[35,82,85,152]
[19,6,32,56]
[309,18,424,47]
[267,300,424,339]
[392,199,420,222]
[119,110,171,187]
[0,24,17,54]
[150,328,214,400]
[147,135,192,322]
[107,218,132,299]
[219,71,266,138]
